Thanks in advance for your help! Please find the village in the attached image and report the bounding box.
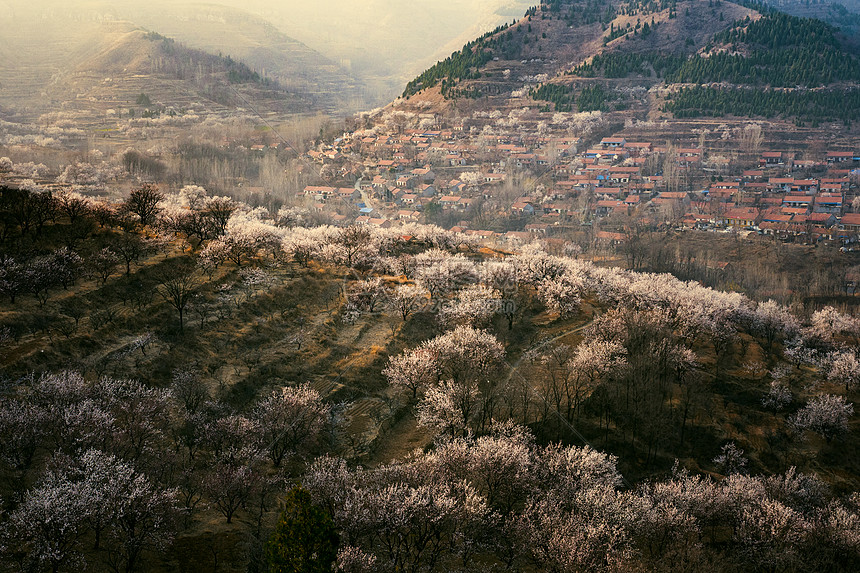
[296,107,860,254]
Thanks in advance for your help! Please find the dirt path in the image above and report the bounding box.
[366,411,436,467]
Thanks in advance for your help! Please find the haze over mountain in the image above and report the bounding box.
[0,0,535,115]
[0,1,365,117]
[208,0,535,100]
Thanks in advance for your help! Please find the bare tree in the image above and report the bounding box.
[111,230,154,276]
[89,248,120,284]
[124,184,164,227]
[157,266,198,333]
[740,124,764,161]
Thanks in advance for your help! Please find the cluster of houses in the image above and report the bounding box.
[301,117,858,245]
[682,156,860,240]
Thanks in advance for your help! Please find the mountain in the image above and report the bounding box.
[208,0,536,102]
[0,0,539,114]
[0,2,363,120]
[400,0,860,125]
[100,1,371,113]
[0,21,314,126]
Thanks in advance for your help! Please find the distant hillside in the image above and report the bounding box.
[0,4,362,119]
[401,0,860,124]
[0,18,322,126]
[0,0,545,111]
[577,11,858,85]
[106,2,370,113]
[210,0,536,102]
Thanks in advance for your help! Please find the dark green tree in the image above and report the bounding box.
[266,487,339,573]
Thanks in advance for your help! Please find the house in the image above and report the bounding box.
[543,202,575,216]
[440,195,463,209]
[760,151,784,166]
[683,213,715,228]
[708,187,735,201]
[678,148,703,160]
[411,166,436,182]
[304,185,336,200]
[840,213,860,232]
[396,175,414,188]
[808,212,836,227]
[814,194,843,214]
[782,195,812,210]
[338,187,360,201]
[609,167,640,183]
[503,231,533,245]
[448,181,467,194]
[782,207,809,217]
[512,153,536,168]
[594,230,626,246]
[597,187,624,198]
[624,142,652,156]
[465,229,498,240]
[725,207,759,227]
[525,223,551,235]
[794,179,818,193]
[511,202,536,216]
[600,137,627,149]
[367,218,392,229]
[769,178,795,192]
[594,200,624,216]
[397,210,421,221]
[711,180,740,191]
[827,151,855,163]
[762,212,793,225]
[416,183,436,197]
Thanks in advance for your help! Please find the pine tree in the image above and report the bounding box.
[266,487,339,573]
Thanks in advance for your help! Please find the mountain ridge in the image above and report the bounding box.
[397,0,860,124]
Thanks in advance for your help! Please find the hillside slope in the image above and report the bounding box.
[105,1,370,113]
[399,0,860,123]
[0,5,357,120]
[0,19,314,125]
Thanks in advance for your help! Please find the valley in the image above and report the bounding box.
[1,1,860,572]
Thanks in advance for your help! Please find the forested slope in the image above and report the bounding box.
[402,0,860,122]
[1,181,859,571]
